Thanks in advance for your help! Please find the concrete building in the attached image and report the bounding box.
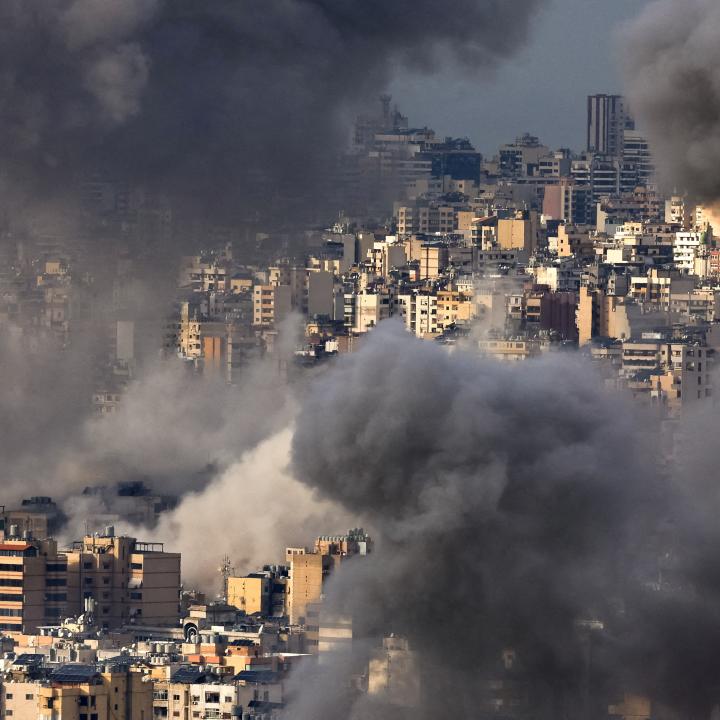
[587,94,631,157]
[397,293,440,338]
[477,338,541,361]
[307,270,335,318]
[542,180,591,225]
[65,532,181,630]
[651,342,713,410]
[156,667,284,720]
[396,202,458,237]
[287,531,371,625]
[0,497,64,540]
[557,225,594,258]
[0,536,69,633]
[419,243,449,280]
[673,231,705,273]
[437,289,474,330]
[252,284,292,327]
[499,134,548,177]
[286,552,329,626]
[352,290,392,333]
[497,214,536,254]
[227,574,271,616]
[1,661,153,720]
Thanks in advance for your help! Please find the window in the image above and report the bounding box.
[46,578,66,587]
[5,693,12,699]
[83,562,93,569]
[25,694,33,700]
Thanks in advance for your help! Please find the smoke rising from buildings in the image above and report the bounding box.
[139,429,352,587]
[622,0,720,200]
[0,0,546,215]
[290,322,720,718]
[0,329,290,514]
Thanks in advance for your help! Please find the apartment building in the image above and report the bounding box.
[0,536,69,633]
[252,285,292,327]
[396,293,439,338]
[154,667,283,720]
[1,661,153,720]
[227,575,271,616]
[64,531,181,630]
[437,290,474,330]
[477,338,542,362]
[0,497,64,540]
[286,531,371,626]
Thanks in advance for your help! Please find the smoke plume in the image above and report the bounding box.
[0,0,546,214]
[290,322,720,718]
[141,429,352,588]
[622,0,720,200]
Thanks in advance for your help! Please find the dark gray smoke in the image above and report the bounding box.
[290,322,720,719]
[622,0,720,200]
[0,0,545,215]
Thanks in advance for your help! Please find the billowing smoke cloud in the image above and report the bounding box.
[0,0,547,214]
[622,0,720,200]
[0,322,292,524]
[289,322,720,718]
[135,429,353,587]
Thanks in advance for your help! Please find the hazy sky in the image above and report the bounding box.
[390,0,650,155]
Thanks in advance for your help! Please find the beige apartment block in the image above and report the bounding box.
[1,666,153,720]
[65,533,181,630]
[0,537,69,634]
[252,284,292,327]
[227,575,271,616]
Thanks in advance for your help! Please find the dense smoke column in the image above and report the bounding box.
[622,0,720,200]
[0,0,546,216]
[291,324,647,717]
[291,323,720,718]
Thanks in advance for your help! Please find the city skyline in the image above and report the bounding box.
[2,1,720,719]
[391,0,649,153]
